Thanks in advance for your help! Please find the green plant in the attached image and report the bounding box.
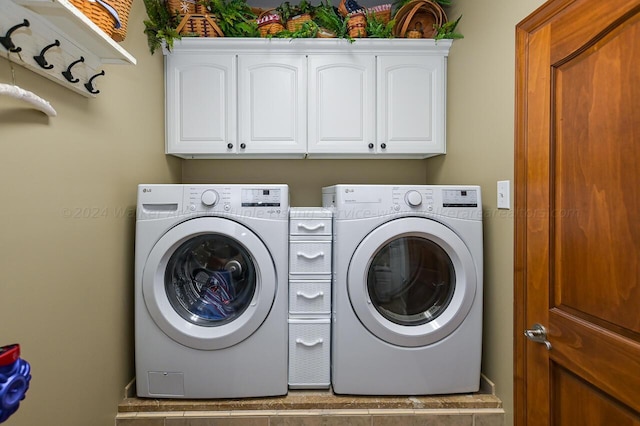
[143,0,182,54]
[366,13,395,38]
[313,0,347,37]
[275,20,320,38]
[202,0,259,37]
[276,0,315,22]
[434,15,463,39]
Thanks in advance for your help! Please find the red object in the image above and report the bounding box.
[0,344,20,367]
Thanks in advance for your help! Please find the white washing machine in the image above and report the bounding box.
[135,184,289,398]
[323,185,483,395]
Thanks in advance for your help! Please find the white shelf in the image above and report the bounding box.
[1,0,136,97]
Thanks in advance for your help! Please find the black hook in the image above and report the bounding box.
[84,70,105,94]
[33,39,60,70]
[62,56,85,83]
[0,19,30,52]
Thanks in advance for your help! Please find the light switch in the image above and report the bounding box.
[497,180,510,210]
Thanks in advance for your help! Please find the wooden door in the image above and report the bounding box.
[514,0,640,425]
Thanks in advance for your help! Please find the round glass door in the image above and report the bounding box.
[165,234,256,327]
[143,217,276,350]
[367,236,455,326]
[348,217,477,347]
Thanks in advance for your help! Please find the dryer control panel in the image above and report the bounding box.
[322,185,482,221]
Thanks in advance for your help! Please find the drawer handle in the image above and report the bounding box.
[296,338,324,347]
[296,291,324,299]
[297,223,326,231]
[297,251,324,260]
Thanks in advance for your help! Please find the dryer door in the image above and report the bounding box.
[348,217,477,347]
[142,217,276,350]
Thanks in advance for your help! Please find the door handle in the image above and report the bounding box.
[524,323,552,350]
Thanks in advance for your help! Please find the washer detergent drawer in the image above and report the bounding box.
[289,280,331,315]
[289,241,332,275]
[288,318,331,389]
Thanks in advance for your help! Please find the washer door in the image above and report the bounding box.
[348,217,477,347]
[142,217,276,350]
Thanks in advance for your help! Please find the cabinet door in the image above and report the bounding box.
[165,54,236,156]
[307,55,376,155]
[238,55,307,157]
[377,55,446,156]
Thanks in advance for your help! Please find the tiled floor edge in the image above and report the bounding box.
[118,407,506,420]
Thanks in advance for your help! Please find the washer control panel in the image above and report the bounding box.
[186,185,288,216]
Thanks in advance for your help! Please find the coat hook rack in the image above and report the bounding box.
[0,19,30,52]
[62,56,84,83]
[84,70,105,94]
[33,39,60,69]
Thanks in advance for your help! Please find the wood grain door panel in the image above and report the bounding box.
[515,1,640,425]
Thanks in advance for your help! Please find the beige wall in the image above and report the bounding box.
[424,0,544,425]
[1,0,544,424]
[0,3,180,425]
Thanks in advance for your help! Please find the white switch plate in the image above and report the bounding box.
[497,180,510,209]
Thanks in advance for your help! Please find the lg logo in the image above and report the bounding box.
[142,188,152,193]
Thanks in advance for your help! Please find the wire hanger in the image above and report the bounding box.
[0,51,57,117]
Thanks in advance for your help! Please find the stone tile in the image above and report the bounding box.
[269,415,371,426]
[116,419,164,426]
[119,390,502,413]
[474,412,506,426]
[166,417,269,426]
[372,413,473,426]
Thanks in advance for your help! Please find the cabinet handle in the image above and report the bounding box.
[297,223,325,231]
[380,143,387,149]
[297,251,324,260]
[240,143,246,149]
[368,143,374,149]
[227,143,233,149]
[296,291,324,299]
[296,338,324,347]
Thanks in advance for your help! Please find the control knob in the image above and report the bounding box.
[405,190,422,207]
[201,189,219,207]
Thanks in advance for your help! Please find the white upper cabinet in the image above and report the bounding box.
[164,39,451,159]
[166,54,236,156]
[238,55,307,157]
[377,55,446,156]
[307,55,376,156]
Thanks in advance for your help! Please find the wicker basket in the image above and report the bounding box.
[366,4,391,25]
[110,0,133,41]
[286,13,312,32]
[166,0,195,14]
[338,0,364,17]
[176,14,224,37]
[392,0,446,38]
[347,12,367,38]
[257,9,285,37]
[70,0,119,36]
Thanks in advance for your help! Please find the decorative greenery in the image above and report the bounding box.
[276,0,315,22]
[202,0,259,37]
[434,15,463,39]
[366,13,395,38]
[142,0,461,54]
[142,0,182,54]
[312,0,348,38]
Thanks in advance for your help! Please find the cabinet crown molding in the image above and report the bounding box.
[164,38,452,56]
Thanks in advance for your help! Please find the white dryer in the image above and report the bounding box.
[135,184,289,398]
[323,185,483,395]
